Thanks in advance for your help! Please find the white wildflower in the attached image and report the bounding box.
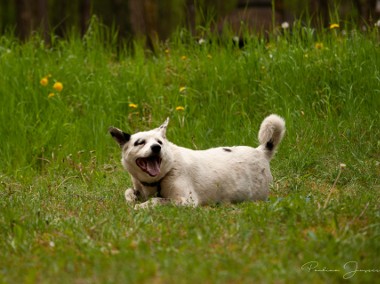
[281,22,289,29]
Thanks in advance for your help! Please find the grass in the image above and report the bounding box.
[0,22,379,283]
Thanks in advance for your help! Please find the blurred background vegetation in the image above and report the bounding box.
[1,0,379,46]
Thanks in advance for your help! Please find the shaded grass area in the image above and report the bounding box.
[0,23,379,283]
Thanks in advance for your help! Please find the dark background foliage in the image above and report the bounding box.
[1,0,379,44]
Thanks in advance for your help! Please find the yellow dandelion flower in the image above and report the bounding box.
[175,106,185,111]
[181,55,187,60]
[53,82,63,92]
[40,77,48,86]
[315,42,324,49]
[129,103,138,109]
[179,86,186,93]
[329,23,339,29]
[48,93,55,98]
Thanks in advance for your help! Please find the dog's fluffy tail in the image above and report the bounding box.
[258,114,286,160]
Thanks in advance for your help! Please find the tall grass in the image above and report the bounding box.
[1,24,379,176]
[0,21,379,283]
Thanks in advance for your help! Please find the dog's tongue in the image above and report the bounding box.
[136,157,161,177]
[146,157,160,176]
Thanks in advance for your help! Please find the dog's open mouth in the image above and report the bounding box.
[136,156,162,177]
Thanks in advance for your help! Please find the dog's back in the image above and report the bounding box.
[165,114,286,205]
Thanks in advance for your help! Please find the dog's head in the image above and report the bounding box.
[109,118,173,182]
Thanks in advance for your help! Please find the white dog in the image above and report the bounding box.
[109,114,285,209]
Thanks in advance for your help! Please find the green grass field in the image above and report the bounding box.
[0,22,379,283]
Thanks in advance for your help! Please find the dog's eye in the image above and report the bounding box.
[157,140,163,145]
[134,139,145,146]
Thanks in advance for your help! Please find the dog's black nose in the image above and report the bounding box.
[151,144,161,154]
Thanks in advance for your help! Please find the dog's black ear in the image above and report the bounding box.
[108,127,130,147]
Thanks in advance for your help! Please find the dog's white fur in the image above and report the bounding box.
[109,114,285,209]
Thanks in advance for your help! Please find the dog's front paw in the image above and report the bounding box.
[125,188,138,203]
[134,198,171,209]
[134,202,150,210]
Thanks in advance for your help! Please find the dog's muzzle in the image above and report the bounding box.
[136,144,162,177]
